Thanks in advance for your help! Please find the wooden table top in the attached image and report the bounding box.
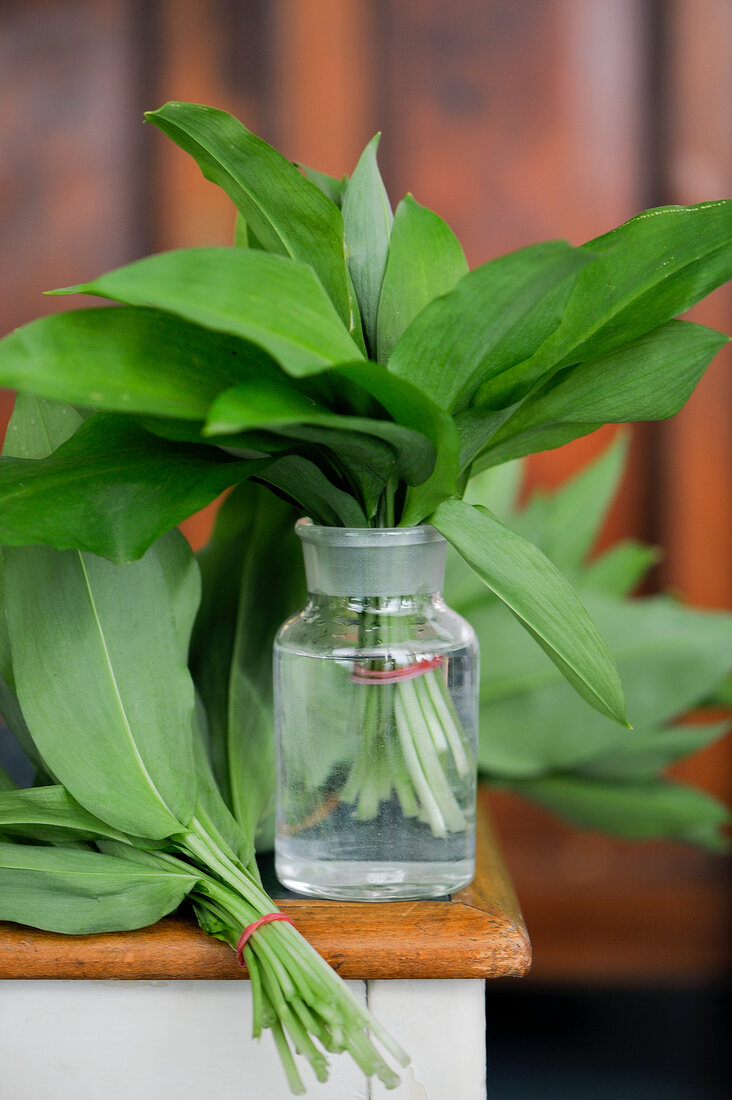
[0,789,530,982]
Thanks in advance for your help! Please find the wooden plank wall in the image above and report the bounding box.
[0,2,729,741]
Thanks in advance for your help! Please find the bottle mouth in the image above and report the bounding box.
[296,518,445,549]
[295,520,447,598]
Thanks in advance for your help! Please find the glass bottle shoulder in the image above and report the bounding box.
[274,593,478,660]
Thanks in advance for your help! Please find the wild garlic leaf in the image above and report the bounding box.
[0,841,198,934]
[473,199,732,409]
[377,194,468,364]
[331,362,460,523]
[246,419,394,520]
[0,398,70,779]
[191,483,304,849]
[443,462,525,617]
[191,693,255,868]
[233,211,264,249]
[146,103,353,329]
[342,134,393,355]
[0,307,282,420]
[580,541,660,597]
[204,377,436,488]
[56,249,364,374]
[146,524,255,865]
[0,413,270,562]
[388,240,590,412]
[575,721,731,782]
[508,434,630,578]
[507,775,729,852]
[462,460,524,522]
[297,163,348,207]
[476,320,728,468]
[0,785,134,846]
[708,677,732,708]
[2,393,198,840]
[5,543,198,839]
[256,454,368,527]
[151,528,202,662]
[430,497,628,726]
[474,593,732,776]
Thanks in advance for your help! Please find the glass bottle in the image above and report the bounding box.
[273,521,479,901]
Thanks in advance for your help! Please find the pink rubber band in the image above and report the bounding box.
[236,913,294,965]
[351,654,444,684]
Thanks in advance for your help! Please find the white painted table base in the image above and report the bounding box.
[0,978,486,1099]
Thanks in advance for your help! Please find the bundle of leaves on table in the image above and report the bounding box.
[0,396,409,1095]
[0,101,731,1090]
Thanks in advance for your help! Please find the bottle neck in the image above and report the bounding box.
[297,521,447,602]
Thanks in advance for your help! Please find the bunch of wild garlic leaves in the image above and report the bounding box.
[0,396,409,1095]
[445,437,731,850]
[0,104,731,852]
[0,102,731,747]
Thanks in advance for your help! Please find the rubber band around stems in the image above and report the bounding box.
[236,913,295,965]
[351,654,444,685]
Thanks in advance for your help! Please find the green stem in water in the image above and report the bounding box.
[342,600,473,836]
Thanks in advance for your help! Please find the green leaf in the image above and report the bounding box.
[516,433,630,577]
[234,211,264,250]
[0,307,281,420]
[581,540,660,596]
[331,362,461,523]
[0,399,70,780]
[462,460,524,521]
[204,377,436,488]
[2,396,198,839]
[145,102,353,329]
[453,407,516,474]
[377,194,468,364]
[148,526,255,867]
[297,163,347,207]
[444,463,525,617]
[508,775,730,851]
[342,134,392,354]
[1,551,29,719]
[132,412,293,457]
[256,454,368,527]
[474,199,732,409]
[152,528,202,662]
[0,841,198,933]
[477,320,728,468]
[0,413,270,562]
[5,543,198,839]
[149,534,254,866]
[576,721,731,782]
[191,484,304,849]
[57,248,363,375]
[0,785,134,846]
[707,676,732,708]
[475,593,732,777]
[388,240,590,412]
[345,267,368,358]
[191,694,255,868]
[430,497,627,725]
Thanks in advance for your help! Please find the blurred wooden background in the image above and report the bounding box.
[1,0,729,981]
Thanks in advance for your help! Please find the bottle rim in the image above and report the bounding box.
[295,517,445,549]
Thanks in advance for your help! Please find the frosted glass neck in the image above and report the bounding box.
[296,520,447,598]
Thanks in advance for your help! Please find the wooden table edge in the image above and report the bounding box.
[0,791,531,981]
